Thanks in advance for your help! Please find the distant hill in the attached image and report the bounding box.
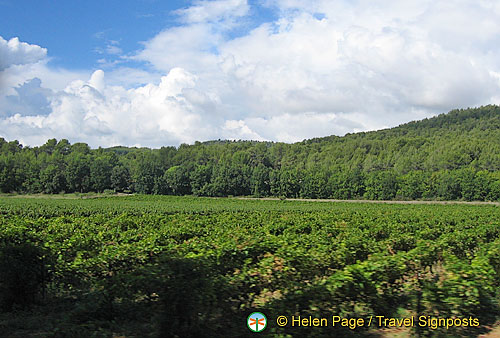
[1,105,499,200]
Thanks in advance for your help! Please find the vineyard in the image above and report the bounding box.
[0,195,499,337]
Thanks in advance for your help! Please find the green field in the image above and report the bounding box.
[0,196,499,337]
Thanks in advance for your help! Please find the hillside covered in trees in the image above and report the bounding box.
[1,105,499,201]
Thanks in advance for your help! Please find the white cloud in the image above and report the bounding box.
[2,0,500,147]
[1,68,220,147]
[131,0,500,131]
[94,39,123,57]
[175,0,249,24]
[133,24,220,73]
[0,46,89,95]
[222,119,265,141]
[223,112,371,143]
[88,69,105,92]
[0,36,89,119]
[1,78,52,116]
[0,36,47,71]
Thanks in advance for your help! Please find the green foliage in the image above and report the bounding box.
[40,163,66,193]
[397,171,429,200]
[0,231,50,311]
[251,164,271,197]
[0,196,498,337]
[164,165,191,195]
[364,170,398,200]
[190,164,212,196]
[89,155,114,192]
[1,106,499,200]
[110,165,130,192]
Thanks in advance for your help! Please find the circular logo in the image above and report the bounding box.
[247,312,267,332]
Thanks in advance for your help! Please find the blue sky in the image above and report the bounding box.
[0,0,276,70]
[1,0,500,147]
[0,1,189,69]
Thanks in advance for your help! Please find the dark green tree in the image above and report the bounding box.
[110,165,130,192]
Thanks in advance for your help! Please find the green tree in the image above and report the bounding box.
[250,165,270,197]
[131,152,163,194]
[90,156,113,192]
[364,170,398,200]
[111,165,130,192]
[190,164,212,196]
[65,153,91,193]
[300,170,329,199]
[40,163,66,193]
[164,165,191,195]
[397,171,429,200]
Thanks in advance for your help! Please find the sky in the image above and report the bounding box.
[1,0,500,148]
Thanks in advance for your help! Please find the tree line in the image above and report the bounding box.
[1,105,499,201]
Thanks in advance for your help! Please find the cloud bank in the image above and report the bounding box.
[1,0,500,147]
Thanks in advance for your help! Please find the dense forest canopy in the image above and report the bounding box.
[1,105,499,200]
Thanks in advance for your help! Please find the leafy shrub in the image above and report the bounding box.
[0,241,49,311]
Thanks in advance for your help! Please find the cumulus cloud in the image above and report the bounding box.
[2,0,500,147]
[0,36,88,96]
[133,0,249,74]
[132,0,500,132]
[0,68,220,147]
[134,24,221,73]
[223,112,369,143]
[0,36,47,71]
[2,78,52,116]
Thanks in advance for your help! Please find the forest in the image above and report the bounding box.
[1,105,499,200]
